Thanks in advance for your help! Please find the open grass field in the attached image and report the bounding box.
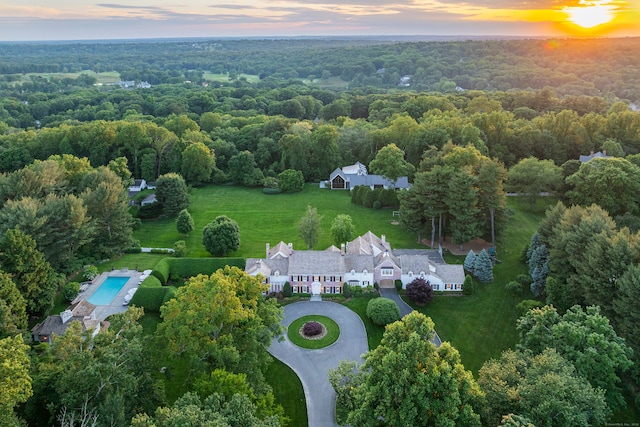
[18,70,121,85]
[134,183,422,258]
[265,358,308,427]
[202,72,261,84]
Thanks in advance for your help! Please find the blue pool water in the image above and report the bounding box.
[88,276,130,305]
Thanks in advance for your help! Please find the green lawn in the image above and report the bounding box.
[411,197,553,374]
[134,184,422,258]
[202,72,260,84]
[287,315,340,349]
[341,295,385,350]
[265,357,308,427]
[19,70,120,84]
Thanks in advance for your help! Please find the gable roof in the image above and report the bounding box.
[579,151,612,163]
[70,300,96,317]
[268,241,291,259]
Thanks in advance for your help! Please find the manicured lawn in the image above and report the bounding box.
[20,70,121,84]
[287,315,340,349]
[95,252,167,272]
[341,295,384,350]
[202,72,260,83]
[134,184,422,258]
[410,197,553,374]
[265,357,308,427]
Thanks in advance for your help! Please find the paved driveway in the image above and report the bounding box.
[268,301,368,427]
[379,288,442,346]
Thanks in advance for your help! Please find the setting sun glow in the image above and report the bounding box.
[563,1,616,28]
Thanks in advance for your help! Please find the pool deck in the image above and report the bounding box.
[77,269,144,321]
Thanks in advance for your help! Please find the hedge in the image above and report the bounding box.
[163,257,245,279]
[152,259,171,284]
[162,286,178,305]
[130,287,168,313]
[141,275,162,288]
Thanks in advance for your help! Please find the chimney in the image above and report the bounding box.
[288,243,293,255]
[340,243,345,255]
[266,243,270,258]
[381,234,386,243]
[590,150,594,155]
[602,150,607,156]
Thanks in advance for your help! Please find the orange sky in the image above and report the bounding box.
[0,1,638,41]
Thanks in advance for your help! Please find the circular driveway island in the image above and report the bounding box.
[268,301,368,427]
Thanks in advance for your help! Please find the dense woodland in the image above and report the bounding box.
[1,37,640,426]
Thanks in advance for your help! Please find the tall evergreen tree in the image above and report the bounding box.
[473,249,494,283]
[156,173,189,217]
[446,170,479,250]
[464,250,477,272]
[176,209,195,236]
[0,228,63,314]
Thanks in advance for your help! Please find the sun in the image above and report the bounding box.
[563,1,616,28]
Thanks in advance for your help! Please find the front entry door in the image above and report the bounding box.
[311,282,321,295]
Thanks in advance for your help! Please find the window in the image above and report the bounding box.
[293,286,299,293]
[381,268,393,276]
[445,283,452,290]
[409,271,413,277]
[363,269,368,274]
[302,286,308,293]
[351,269,356,275]
[433,284,439,291]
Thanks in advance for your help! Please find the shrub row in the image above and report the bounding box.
[351,186,399,209]
[130,286,177,313]
[131,257,245,312]
[165,257,245,280]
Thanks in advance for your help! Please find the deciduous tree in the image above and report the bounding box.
[297,205,322,249]
[202,215,240,257]
[0,335,32,426]
[181,142,215,186]
[517,305,632,410]
[369,143,415,188]
[335,311,483,427]
[330,214,355,247]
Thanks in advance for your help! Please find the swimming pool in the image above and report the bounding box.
[88,276,131,305]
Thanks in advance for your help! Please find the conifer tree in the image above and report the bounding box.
[473,248,493,283]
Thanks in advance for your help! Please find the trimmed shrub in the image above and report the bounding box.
[303,321,323,336]
[366,297,400,326]
[354,185,369,205]
[372,200,382,209]
[394,279,403,291]
[164,257,245,279]
[342,283,353,298]
[283,282,292,297]
[378,188,399,207]
[505,281,524,295]
[406,278,433,305]
[130,287,167,312]
[152,259,170,284]
[141,275,162,288]
[63,282,80,301]
[278,169,304,193]
[173,240,187,257]
[162,286,178,305]
[363,187,377,208]
[462,275,474,295]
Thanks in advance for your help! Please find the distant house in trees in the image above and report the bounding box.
[245,231,464,296]
[324,162,410,191]
[579,150,612,163]
[31,300,101,345]
[129,179,147,194]
[141,193,157,206]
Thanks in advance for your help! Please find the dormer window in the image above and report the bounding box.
[351,269,356,275]
[409,271,413,277]
[363,269,368,274]
[274,271,280,277]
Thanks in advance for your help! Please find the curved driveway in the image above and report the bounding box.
[268,301,368,427]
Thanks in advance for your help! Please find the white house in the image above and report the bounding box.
[129,179,147,193]
[245,232,465,295]
[325,162,410,191]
